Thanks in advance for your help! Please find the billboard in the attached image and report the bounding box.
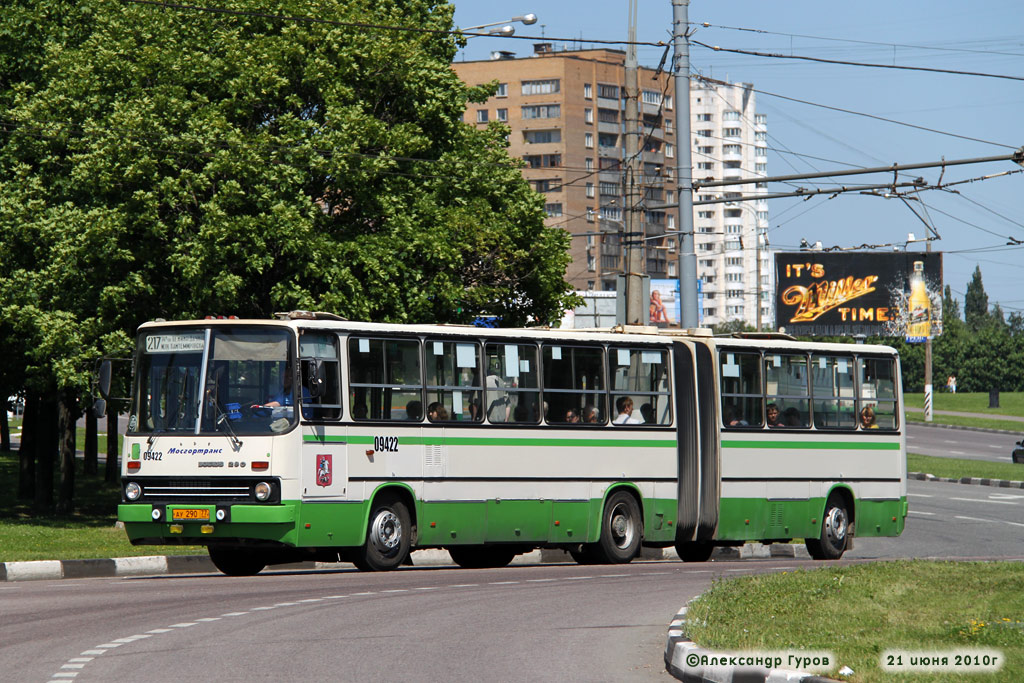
[774,252,943,340]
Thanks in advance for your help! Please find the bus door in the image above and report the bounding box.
[299,332,347,499]
[672,340,720,542]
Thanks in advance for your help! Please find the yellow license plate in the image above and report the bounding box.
[171,508,210,521]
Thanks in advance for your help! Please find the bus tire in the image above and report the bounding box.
[806,494,849,560]
[675,540,714,563]
[569,544,601,565]
[594,490,642,564]
[208,546,266,577]
[448,546,517,569]
[353,493,411,572]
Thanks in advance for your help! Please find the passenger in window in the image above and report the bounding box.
[613,397,642,424]
[582,404,599,423]
[565,408,580,423]
[783,407,802,426]
[406,401,422,421]
[427,402,449,421]
[640,403,655,425]
[352,402,368,419]
[766,403,784,428]
[723,405,747,426]
[860,406,878,429]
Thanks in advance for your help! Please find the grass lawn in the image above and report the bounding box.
[904,392,1024,417]
[908,453,1024,482]
[684,560,1024,682]
[0,450,203,563]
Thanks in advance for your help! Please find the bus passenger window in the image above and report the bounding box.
[810,354,855,429]
[858,357,898,430]
[609,347,672,425]
[485,343,540,424]
[348,337,423,421]
[764,354,809,428]
[719,351,761,428]
[426,339,483,422]
[542,345,606,425]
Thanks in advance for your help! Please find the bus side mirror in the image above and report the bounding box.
[92,398,107,419]
[97,360,112,399]
[304,358,325,398]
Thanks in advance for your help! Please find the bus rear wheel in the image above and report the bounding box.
[448,546,517,569]
[208,546,266,577]
[353,493,411,572]
[594,491,642,564]
[806,494,850,560]
[675,540,714,563]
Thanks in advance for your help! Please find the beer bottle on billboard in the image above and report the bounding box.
[907,260,931,338]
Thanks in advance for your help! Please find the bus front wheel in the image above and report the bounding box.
[594,491,642,564]
[353,493,411,571]
[208,546,266,577]
[806,494,849,560]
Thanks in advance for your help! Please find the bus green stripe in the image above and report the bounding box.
[721,440,900,450]
[304,434,677,448]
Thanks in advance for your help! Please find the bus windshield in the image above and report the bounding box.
[132,326,296,436]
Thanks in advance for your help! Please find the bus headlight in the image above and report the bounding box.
[125,482,142,501]
[254,482,272,502]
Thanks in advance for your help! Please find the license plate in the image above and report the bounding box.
[171,508,210,521]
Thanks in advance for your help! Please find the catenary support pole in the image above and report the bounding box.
[672,0,698,328]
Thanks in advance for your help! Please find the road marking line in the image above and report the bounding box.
[488,581,519,585]
[352,591,376,596]
[526,578,556,583]
[274,602,299,606]
[955,515,1024,528]
[297,598,324,603]
[323,595,348,599]
[949,450,966,455]
[96,643,123,649]
[220,612,247,617]
[61,663,86,669]
[414,586,439,590]
[170,622,199,627]
[908,510,936,516]
[196,617,221,622]
[51,673,78,679]
[80,650,106,656]
[450,584,479,588]
[907,493,933,498]
[950,497,1018,505]
[67,659,93,664]
[249,606,276,611]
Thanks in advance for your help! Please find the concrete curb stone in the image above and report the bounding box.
[664,603,840,683]
[908,471,1024,489]
[909,421,1022,435]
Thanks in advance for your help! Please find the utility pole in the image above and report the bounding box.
[924,241,933,422]
[623,0,644,324]
[672,0,698,328]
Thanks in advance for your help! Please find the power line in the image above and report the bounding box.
[691,39,1024,82]
[123,0,666,47]
[692,75,1016,149]
[694,22,1024,59]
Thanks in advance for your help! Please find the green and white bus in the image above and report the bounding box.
[117,313,906,576]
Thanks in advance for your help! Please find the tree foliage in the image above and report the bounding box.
[964,265,989,331]
[0,0,576,510]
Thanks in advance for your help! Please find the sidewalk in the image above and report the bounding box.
[905,405,1024,423]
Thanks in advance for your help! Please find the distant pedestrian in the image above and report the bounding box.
[947,375,957,394]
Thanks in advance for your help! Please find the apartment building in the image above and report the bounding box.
[453,44,773,329]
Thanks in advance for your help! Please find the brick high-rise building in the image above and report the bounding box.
[453,44,773,329]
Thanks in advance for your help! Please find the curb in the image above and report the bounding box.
[908,471,1024,489]
[909,420,1023,435]
[1,542,809,582]
[665,603,840,683]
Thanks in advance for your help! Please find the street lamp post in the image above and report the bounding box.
[461,13,538,36]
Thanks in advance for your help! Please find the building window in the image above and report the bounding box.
[724,111,741,121]
[757,211,769,222]
[723,127,741,137]
[696,129,712,138]
[584,108,593,124]
[495,83,508,97]
[584,83,593,99]
[586,206,594,222]
[522,79,560,95]
[697,210,715,218]
[586,182,595,198]
[584,132,594,148]
[598,108,619,123]
[755,131,767,141]
[699,243,715,252]
[598,132,618,147]
[723,144,741,154]
[698,226,714,233]
[523,129,561,144]
[476,109,489,123]
[522,154,562,168]
[642,90,662,105]
[665,95,672,109]
[534,179,562,193]
[599,181,619,196]
[755,114,767,124]
[597,83,619,99]
[522,104,560,119]
[699,146,713,155]
[726,257,742,266]
[697,113,713,122]
[755,163,767,173]
[755,147,768,157]
[585,157,594,170]
[665,143,674,158]
[496,108,508,122]
[600,206,622,221]
[726,225,742,234]
[697,162,713,171]
[545,203,563,217]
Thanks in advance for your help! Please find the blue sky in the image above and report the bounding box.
[452,1,1024,316]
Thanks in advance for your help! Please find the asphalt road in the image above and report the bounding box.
[5,478,1023,683]
[906,422,1022,463]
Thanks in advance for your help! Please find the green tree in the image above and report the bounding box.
[964,265,989,331]
[0,0,576,511]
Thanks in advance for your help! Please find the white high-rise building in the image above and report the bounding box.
[691,81,774,330]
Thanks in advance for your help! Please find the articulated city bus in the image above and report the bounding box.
[116,312,906,575]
